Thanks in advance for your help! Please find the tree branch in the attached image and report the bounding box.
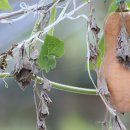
[0,73,97,95]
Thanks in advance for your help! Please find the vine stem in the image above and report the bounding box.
[0,73,97,95]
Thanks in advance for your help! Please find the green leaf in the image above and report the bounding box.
[97,36,105,68]
[127,2,130,8]
[38,55,56,72]
[108,1,117,12]
[86,62,94,70]
[0,0,12,10]
[37,34,64,72]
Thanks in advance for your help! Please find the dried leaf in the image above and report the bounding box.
[89,43,98,64]
[90,15,100,35]
[7,43,17,57]
[39,104,49,120]
[37,119,46,130]
[41,91,52,105]
[89,6,100,44]
[0,53,7,70]
[36,90,52,130]
[116,25,130,68]
[12,45,38,90]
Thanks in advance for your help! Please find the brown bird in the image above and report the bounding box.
[100,2,130,112]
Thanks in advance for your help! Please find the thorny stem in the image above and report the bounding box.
[0,73,97,95]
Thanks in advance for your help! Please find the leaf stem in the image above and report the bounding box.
[0,73,97,95]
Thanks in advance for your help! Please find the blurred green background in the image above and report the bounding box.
[0,0,130,130]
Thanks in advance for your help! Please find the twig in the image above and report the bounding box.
[0,3,51,19]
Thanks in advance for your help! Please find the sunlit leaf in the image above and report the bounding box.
[0,0,12,10]
[37,34,64,72]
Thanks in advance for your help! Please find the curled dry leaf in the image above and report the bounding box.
[7,43,18,57]
[116,25,130,68]
[12,45,38,90]
[88,4,100,67]
[89,8,100,44]
[90,15,100,35]
[0,53,7,70]
[41,91,52,104]
[37,119,46,130]
[0,43,18,70]
[89,43,98,64]
[37,90,52,130]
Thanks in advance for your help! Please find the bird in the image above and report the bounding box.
[99,2,130,113]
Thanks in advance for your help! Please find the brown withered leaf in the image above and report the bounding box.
[116,25,130,68]
[0,43,18,70]
[37,119,46,130]
[41,91,52,105]
[12,44,38,90]
[0,53,7,70]
[39,106,49,120]
[89,43,98,64]
[36,91,52,130]
[89,6,100,44]
[7,43,18,57]
[90,15,100,35]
